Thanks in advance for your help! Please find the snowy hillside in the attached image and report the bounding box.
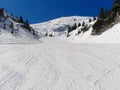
[0,9,40,43]
[63,22,120,43]
[32,16,120,43]
[0,26,39,43]
[31,16,93,37]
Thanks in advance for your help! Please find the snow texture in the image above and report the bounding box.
[0,38,120,90]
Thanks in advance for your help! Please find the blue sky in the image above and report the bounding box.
[0,0,113,24]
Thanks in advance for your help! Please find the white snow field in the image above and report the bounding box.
[0,37,120,90]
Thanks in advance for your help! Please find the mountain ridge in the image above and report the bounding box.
[31,15,120,43]
[0,8,40,43]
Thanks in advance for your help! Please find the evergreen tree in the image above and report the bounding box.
[92,19,102,33]
[78,23,81,27]
[19,16,24,23]
[67,25,71,33]
[99,7,105,20]
[72,23,77,30]
[33,29,35,36]
[0,8,4,17]
[11,29,14,34]
[77,30,81,34]
[92,0,120,35]
[0,8,4,20]
[92,7,106,34]
[3,24,6,30]
[82,21,85,27]
[67,23,77,34]
[45,32,48,37]
[112,0,120,12]
[93,17,97,21]
[89,18,92,22]
[118,8,120,15]
[24,19,31,31]
[105,9,109,18]
[75,23,77,29]
[10,22,14,29]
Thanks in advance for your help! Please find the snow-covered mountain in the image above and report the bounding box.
[0,9,40,43]
[31,16,93,37]
[1,8,120,43]
[32,16,120,43]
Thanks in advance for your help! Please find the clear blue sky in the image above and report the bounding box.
[0,0,113,24]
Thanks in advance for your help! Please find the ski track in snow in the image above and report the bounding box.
[0,38,120,90]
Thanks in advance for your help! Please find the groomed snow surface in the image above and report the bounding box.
[0,37,120,90]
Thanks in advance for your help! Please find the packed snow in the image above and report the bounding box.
[0,38,120,90]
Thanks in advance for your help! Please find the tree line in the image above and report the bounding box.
[0,7,38,38]
[92,0,120,34]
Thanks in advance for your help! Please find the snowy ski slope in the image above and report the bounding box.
[0,38,120,90]
[1,16,120,90]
